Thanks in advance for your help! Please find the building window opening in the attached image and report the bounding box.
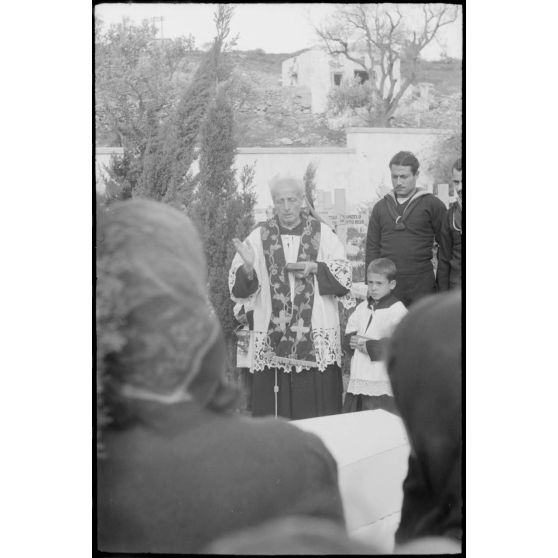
[333,72,343,86]
[354,70,369,83]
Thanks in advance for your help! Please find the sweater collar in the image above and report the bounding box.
[386,188,430,204]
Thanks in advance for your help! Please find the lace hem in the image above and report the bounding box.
[251,327,342,373]
[338,292,356,309]
[312,327,343,371]
[324,259,351,289]
[323,259,356,309]
[347,378,393,396]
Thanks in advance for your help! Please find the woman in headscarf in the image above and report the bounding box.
[96,200,345,554]
[386,291,462,548]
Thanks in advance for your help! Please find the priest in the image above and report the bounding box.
[230,176,354,420]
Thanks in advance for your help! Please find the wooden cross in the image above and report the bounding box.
[272,310,291,333]
[291,318,310,342]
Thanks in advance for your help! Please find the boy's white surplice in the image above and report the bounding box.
[346,299,407,396]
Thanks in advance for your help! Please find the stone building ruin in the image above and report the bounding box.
[281,46,401,114]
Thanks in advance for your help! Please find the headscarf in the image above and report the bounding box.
[386,291,462,544]
[97,199,228,424]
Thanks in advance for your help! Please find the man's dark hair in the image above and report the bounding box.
[367,258,397,281]
[389,151,420,175]
[452,158,462,172]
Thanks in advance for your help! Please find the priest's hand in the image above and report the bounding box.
[293,261,318,279]
[232,238,255,276]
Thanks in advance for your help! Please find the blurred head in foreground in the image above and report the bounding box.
[204,516,375,555]
[387,291,462,546]
[97,199,237,432]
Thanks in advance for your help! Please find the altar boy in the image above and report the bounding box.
[343,258,407,414]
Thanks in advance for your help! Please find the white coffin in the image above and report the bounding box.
[293,409,410,553]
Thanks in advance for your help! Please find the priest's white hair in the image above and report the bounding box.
[269,175,304,200]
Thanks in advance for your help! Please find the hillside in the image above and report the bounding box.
[96,48,461,148]
[401,57,462,95]
[233,49,462,93]
[230,49,345,147]
[230,50,461,145]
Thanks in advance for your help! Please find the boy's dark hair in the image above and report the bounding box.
[452,158,462,172]
[389,151,420,175]
[367,258,397,281]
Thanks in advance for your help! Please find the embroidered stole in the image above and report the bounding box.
[260,214,321,368]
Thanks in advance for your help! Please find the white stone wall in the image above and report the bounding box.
[233,128,453,213]
[95,147,124,194]
[234,146,358,212]
[345,127,453,200]
[95,129,454,214]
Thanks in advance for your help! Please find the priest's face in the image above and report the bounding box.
[272,181,303,229]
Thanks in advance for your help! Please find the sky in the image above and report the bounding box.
[95,2,462,60]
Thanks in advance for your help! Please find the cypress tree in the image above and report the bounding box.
[192,85,247,341]
[137,38,231,206]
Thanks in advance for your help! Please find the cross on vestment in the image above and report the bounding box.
[291,318,310,342]
[272,310,291,333]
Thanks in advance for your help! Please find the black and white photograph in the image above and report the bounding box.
[10,2,558,557]
[95,2,463,555]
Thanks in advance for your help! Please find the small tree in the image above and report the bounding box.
[103,152,136,202]
[192,85,255,353]
[95,16,195,196]
[234,163,257,236]
[95,17,194,149]
[316,3,460,126]
[328,77,379,124]
[420,132,462,191]
[303,162,317,208]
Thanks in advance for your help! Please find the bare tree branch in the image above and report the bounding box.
[315,27,370,72]
[213,4,234,48]
[316,3,460,125]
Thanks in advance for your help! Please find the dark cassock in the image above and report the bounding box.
[229,211,355,420]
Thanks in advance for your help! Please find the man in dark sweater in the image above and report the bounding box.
[365,151,447,308]
[437,158,462,291]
